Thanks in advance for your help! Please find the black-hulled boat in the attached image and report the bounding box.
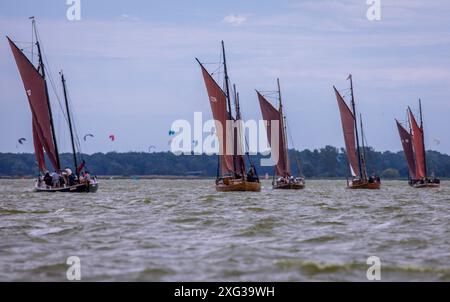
[257,79,305,189]
[333,75,381,189]
[396,100,440,188]
[8,18,98,193]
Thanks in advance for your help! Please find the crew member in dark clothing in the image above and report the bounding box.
[44,172,52,186]
[68,173,76,186]
[247,166,257,182]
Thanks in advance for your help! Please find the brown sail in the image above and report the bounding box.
[198,63,235,176]
[8,37,60,171]
[257,91,290,177]
[396,120,416,179]
[32,116,46,171]
[333,87,359,176]
[408,108,426,179]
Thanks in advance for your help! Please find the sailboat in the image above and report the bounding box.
[196,41,261,192]
[257,79,305,189]
[333,75,381,189]
[396,100,440,188]
[7,19,98,193]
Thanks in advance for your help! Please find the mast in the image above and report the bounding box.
[233,84,243,177]
[221,41,237,176]
[419,99,428,178]
[61,71,78,177]
[277,78,290,177]
[360,113,368,179]
[33,18,61,170]
[348,74,364,179]
[407,109,413,180]
[237,91,258,180]
[233,84,240,120]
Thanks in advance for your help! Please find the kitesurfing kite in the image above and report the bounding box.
[83,134,94,141]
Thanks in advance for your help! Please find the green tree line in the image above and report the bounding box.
[1,146,449,178]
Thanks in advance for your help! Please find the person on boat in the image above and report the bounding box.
[79,171,85,182]
[51,171,60,188]
[63,168,76,186]
[61,170,67,187]
[246,166,257,182]
[289,175,296,184]
[68,172,76,186]
[44,171,52,187]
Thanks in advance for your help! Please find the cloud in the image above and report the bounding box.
[223,14,247,26]
[120,13,140,22]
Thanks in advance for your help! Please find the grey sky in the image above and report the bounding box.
[1,0,449,154]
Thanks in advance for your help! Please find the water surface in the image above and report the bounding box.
[0,179,449,281]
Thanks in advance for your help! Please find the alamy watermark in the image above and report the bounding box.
[67,0,81,21]
[169,112,280,167]
[366,0,381,21]
[66,256,81,281]
[366,256,381,280]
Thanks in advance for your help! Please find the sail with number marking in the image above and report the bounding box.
[8,37,60,171]
[198,63,235,176]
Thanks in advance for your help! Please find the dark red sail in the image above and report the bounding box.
[32,116,46,171]
[408,108,426,179]
[199,63,234,175]
[257,91,290,177]
[396,120,416,179]
[8,37,60,171]
[334,87,359,176]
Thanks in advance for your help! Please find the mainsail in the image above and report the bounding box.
[8,37,60,171]
[257,91,290,177]
[32,116,46,171]
[198,63,235,176]
[333,87,360,177]
[233,90,247,177]
[396,120,416,179]
[408,108,426,179]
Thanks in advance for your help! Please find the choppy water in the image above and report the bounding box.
[0,179,449,281]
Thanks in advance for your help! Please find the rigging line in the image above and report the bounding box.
[202,61,223,65]
[210,65,223,77]
[65,87,84,157]
[45,66,70,125]
[21,48,39,56]
[285,115,303,177]
[31,24,34,65]
[12,40,34,45]
[361,123,374,174]
[259,90,278,95]
[34,24,70,126]
[65,80,84,159]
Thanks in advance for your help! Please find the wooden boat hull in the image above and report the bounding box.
[411,183,440,188]
[216,179,261,192]
[35,181,99,193]
[348,181,381,190]
[273,182,305,190]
